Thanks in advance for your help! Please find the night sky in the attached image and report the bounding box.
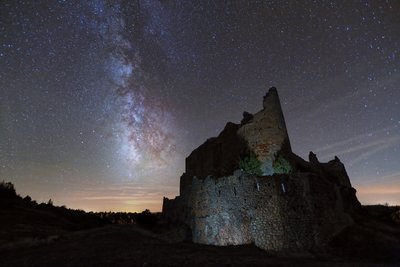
[1,1,399,212]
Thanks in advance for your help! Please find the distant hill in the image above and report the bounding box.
[0,181,161,249]
[0,181,108,248]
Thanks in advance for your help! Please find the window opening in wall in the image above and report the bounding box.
[218,190,221,196]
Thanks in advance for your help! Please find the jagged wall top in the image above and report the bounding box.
[185,87,291,178]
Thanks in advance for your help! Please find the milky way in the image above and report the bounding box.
[1,1,399,211]
[90,1,178,169]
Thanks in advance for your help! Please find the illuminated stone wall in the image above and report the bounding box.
[163,171,359,251]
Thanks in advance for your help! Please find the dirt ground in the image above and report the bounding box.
[0,223,399,267]
[1,198,399,267]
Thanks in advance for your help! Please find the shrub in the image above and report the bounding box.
[238,153,262,175]
[0,181,17,198]
[135,209,158,228]
[273,154,292,174]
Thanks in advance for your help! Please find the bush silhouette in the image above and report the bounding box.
[0,181,18,207]
[135,209,158,228]
[0,181,17,198]
[24,195,32,202]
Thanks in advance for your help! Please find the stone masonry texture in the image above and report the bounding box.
[163,87,361,251]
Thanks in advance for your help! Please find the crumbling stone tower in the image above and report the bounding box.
[184,87,291,180]
[237,87,291,175]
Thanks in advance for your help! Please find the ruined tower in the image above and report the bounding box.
[184,87,291,179]
[237,87,292,175]
[163,87,361,252]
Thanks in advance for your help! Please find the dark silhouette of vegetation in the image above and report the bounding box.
[96,211,137,224]
[0,181,108,231]
[95,210,160,228]
[0,181,17,198]
[1,180,160,233]
[363,204,400,224]
[0,180,18,207]
[135,209,159,228]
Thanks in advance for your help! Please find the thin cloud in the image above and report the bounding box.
[317,135,400,161]
[314,126,396,154]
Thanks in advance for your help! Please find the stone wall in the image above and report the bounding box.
[185,122,247,178]
[163,171,359,251]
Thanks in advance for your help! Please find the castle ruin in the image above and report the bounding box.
[163,87,360,251]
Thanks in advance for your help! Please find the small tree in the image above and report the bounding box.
[238,153,262,176]
[135,209,158,228]
[47,199,53,206]
[0,181,17,198]
[273,154,293,174]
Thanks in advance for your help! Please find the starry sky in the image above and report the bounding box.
[1,1,399,212]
